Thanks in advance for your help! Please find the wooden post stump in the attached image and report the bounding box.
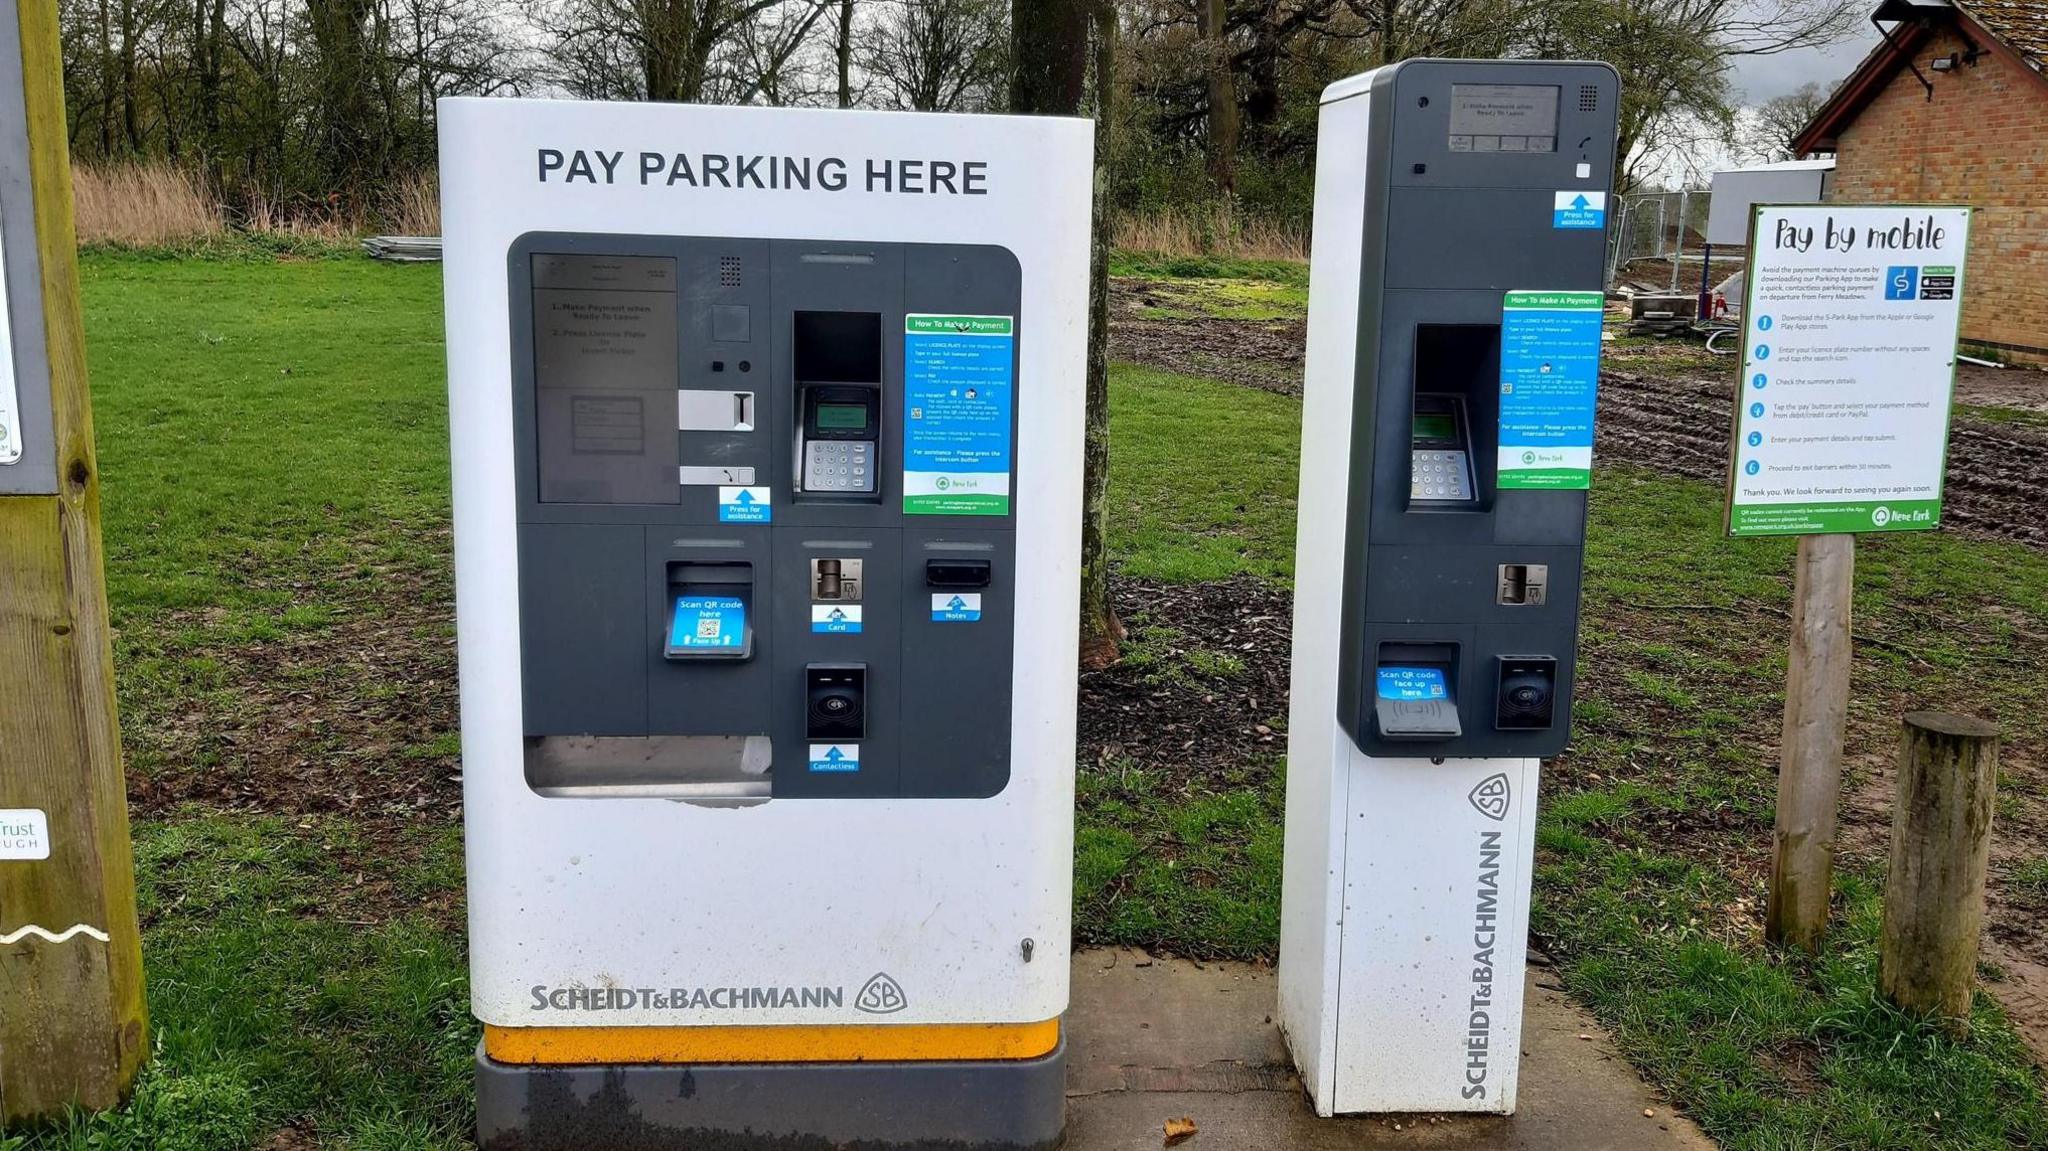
[1879,711,2000,1034]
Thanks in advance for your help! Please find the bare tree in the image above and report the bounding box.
[1524,0,1861,190]
[860,0,1006,111]
[1735,79,1831,162]
[719,0,836,103]
[535,0,793,100]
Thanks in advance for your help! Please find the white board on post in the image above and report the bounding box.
[0,217,21,465]
[1726,205,1971,538]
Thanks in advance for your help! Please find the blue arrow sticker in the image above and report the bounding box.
[931,592,982,622]
[1552,190,1607,229]
[808,744,860,773]
[718,485,771,523]
[811,604,864,634]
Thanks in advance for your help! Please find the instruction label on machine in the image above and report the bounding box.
[0,222,21,465]
[1552,190,1606,229]
[903,314,1014,516]
[1727,206,1969,537]
[808,744,860,773]
[1377,666,1448,701]
[718,485,771,523]
[931,593,982,622]
[668,596,746,650]
[1497,290,1603,489]
[811,604,863,634]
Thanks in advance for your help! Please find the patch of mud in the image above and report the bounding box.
[1109,276,1303,395]
[124,573,461,820]
[1078,577,1291,785]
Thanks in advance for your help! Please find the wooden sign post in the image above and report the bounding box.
[1725,204,1972,952]
[0,0,148,1119]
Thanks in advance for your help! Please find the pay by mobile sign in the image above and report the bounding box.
[1727,205,1971,537]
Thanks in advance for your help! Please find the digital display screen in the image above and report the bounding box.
[816,403,869,431]
[1413,412,1459,444]
[1378,666,1449,701]
[1448,84,1559,153]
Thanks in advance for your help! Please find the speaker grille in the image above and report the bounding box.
[719,256,742,287]
[1578,85,1599,112]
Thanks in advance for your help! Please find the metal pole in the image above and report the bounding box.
[1670,191,1689,293]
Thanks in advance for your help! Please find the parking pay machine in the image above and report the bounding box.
[1278,60,1618,1114]
[439,99,1091,1149]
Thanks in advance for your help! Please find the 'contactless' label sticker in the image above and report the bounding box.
[1377,666,1448,701]
[809,744,860,773]
[669,596,746,650]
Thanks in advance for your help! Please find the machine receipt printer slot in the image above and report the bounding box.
[442,98,1091,1151]
[1279,58,1618,1119]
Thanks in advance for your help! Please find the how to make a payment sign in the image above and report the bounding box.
[1727,205,1971,538]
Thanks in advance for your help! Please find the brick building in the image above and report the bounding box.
[1795,0,2048,366]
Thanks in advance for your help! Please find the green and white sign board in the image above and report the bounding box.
[1498,290,1603,489]
[902,313,1015,515]
[1727,205,1971,537]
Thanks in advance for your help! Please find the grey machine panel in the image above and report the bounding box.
[1337,60,1619,758]
[0,15,59,495]
[508,234,1021,799]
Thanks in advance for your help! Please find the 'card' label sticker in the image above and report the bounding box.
[811,604,863,634]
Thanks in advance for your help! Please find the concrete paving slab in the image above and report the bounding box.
[1065,948,1715,1151]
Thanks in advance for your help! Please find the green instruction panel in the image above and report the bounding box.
[1497,290,1603,489]
[902,314,1015,516]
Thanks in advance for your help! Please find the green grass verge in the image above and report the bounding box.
[1109,250,1307,286]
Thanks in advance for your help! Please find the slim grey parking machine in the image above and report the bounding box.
[1278,58,1620,1115]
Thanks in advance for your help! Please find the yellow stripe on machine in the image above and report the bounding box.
[484,1018,1061,1065]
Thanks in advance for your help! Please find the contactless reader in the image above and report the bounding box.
[1279,59,1618,1117]
[441,99,1091,1151]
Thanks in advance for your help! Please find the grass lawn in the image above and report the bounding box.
[8,248,2048,1149]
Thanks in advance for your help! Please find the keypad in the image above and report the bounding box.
[805,441,876,492]
[1410,450,1473,501]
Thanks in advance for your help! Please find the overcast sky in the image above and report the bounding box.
[1728,24,1882,104]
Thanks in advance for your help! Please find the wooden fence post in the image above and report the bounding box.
[1765,532,1855,951]
[0,0,148,1120]
[1879,712,1999,1034]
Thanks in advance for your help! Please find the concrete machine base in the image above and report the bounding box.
[475,1040,1068,1151]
